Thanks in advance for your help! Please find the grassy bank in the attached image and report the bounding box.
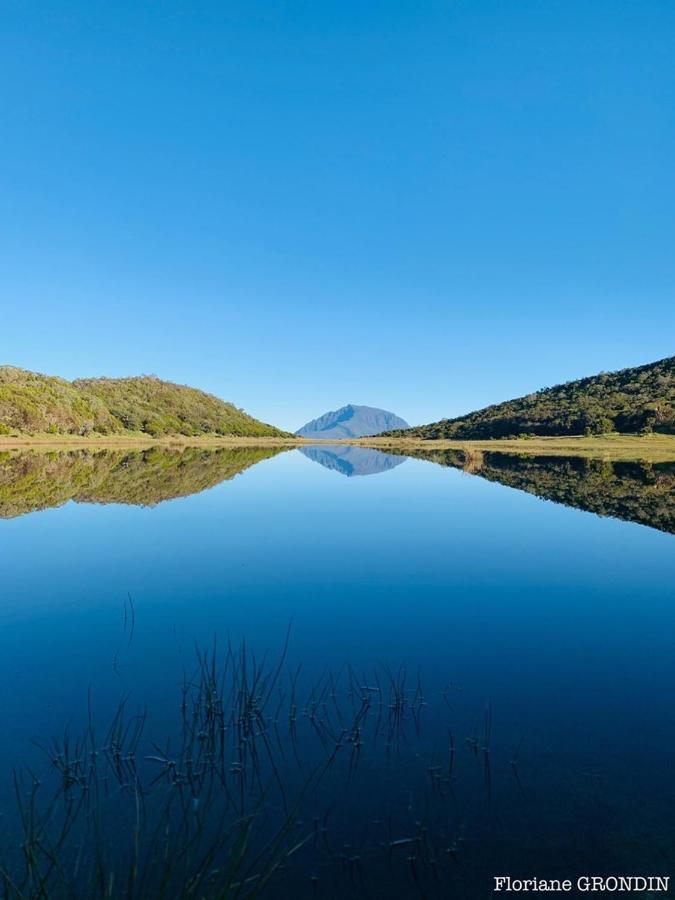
[0,433,306,450]
[3,432,675,461]
[358,433,675,461]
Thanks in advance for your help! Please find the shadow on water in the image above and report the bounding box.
[300,445,407,477]
[392,447,675,535]
[0,446,289,518]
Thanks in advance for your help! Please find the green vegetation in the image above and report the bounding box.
[394,447,675,535]
[0,366,289,438]
[385,356,675,440]
[0,446,287,518]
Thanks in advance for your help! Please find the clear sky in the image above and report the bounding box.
[2,1,673,431]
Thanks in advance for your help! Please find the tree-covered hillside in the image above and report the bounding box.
[387,357,675,440]
[0,367,288,438]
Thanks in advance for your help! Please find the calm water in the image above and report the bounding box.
[1,445,674,897]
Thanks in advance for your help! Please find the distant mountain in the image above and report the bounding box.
[300,445,407,477]
[385,357,675,440]
[296,405,409,439]
[0,367,289,438]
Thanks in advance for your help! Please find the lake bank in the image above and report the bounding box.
[2,432,675,460]
[0,433,305,449]
[359,433,675,461]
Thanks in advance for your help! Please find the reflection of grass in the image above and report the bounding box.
[359,433,675,461]
[0,446,289,518]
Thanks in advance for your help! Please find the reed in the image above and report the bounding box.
[1,639,525,898]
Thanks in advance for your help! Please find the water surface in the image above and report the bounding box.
[1,445,673,897]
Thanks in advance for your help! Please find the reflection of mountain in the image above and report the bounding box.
[0,446,287,519]
[300,445,407,477]
[397,447,675,534]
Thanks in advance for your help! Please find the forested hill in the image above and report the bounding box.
[386,357,675,440]
[0,367,288,438]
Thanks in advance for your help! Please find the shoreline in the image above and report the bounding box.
[0,434,306,449]
[1,432,675,460]
[357,433,675,461]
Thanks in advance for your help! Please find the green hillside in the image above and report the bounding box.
[0,367,288,438]
[388,356,675,440]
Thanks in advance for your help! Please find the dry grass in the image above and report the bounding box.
[0,434,306,450]
[3,432,675,461]
[356,433,675,461]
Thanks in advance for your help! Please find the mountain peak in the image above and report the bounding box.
[296,405,409,439]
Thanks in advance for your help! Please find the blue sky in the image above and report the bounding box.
[2,0,673,430]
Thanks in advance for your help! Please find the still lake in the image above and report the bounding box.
[1,445,673,897]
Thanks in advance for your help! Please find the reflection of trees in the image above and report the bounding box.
[0,446,287,518]
[397,448,675,535]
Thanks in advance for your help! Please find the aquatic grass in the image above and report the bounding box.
[510,736,526,798]
[1,638,316,898]
[1,638,527,899]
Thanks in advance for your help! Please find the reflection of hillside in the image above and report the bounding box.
[301,445,407,477]
[0,446,287,519]
[398,448,675,535]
